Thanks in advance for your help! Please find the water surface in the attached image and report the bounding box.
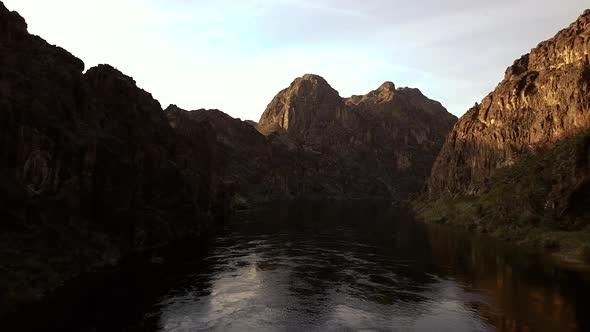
[6,201,590,331]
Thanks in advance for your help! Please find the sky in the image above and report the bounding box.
[3,0,588,120]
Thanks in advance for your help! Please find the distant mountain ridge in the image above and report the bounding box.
[258,73,457,199]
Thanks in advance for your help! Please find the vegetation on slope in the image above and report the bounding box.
[415,130,590,263]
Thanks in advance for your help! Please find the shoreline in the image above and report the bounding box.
[411,198,590,271]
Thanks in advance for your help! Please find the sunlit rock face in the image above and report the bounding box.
[258,74,457,200]
[257,74,347,139]
[427,10,590,195]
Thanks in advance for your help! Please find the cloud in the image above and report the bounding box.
[3,0,589,119]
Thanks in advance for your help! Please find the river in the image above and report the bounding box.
[5,201,590,331]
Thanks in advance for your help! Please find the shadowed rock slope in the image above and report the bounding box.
[419,10,590,260]
[165,105,380,205]
[165,105,276,208]
[0,2,215,312]
[258,74,457,200]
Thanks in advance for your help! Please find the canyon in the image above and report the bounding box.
[0,1,456,312]
[2,1,590,329]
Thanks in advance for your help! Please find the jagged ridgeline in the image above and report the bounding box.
[419,9,590,256]
[165,75,456,203]
[257,74,457,200]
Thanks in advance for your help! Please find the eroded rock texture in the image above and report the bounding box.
[427,10,590,196]
[258,74,457,199]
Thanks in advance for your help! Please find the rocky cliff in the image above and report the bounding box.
[0,2,211,311]
[427,10,590,196]
[419,10,590,259]
[165,105,371,204]
[258,74,457,200]
[165,75,458,205]
[165,105,276,208]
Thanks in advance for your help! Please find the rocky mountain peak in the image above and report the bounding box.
[370,81,397,103]
[85,64,137,86]
[288,74,339,97]
[257,73,456,198]
[378,81,396,92]
[300,73,328,82]
[256,74,344,136]
[165,104,184,113]
[0,2,27,40]
[1,1,84,73]
[526,9,590,73]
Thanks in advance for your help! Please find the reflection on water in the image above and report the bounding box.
[5,201,590,331]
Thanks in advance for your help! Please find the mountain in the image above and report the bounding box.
[427,10,590,195]
[420,9,590,259]
[166,104,383,205]
[0,2,213,311]
[165,76,456,206]
[258,74,457,200]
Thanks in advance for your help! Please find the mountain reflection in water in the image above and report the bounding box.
[6,201,590,331]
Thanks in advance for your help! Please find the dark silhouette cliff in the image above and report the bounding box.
[0,2,214,310]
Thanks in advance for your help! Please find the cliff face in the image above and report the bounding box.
[416,10,590,258]
[258,75,457,199]
[257,74,350,141]
[165,105,276,208]
[0,2,209,309]
[165,105,365,205]
[427,10,590,195]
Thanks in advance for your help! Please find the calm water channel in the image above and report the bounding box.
[5,201,590,331]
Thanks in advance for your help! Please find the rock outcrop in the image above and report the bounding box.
[427,10,590,196]
[0,2,211,311]
[418,10,590,257]
[258,74,457,200]
[165,105,359,205]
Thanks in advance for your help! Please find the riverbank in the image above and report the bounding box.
[412,195,590,266]
[415,129,590,266]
